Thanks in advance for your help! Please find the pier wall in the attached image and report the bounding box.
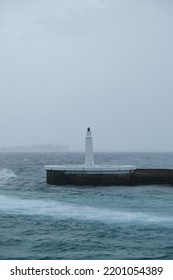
[46,168,173,186]
[131,169,173,185]
[46,170,131,186]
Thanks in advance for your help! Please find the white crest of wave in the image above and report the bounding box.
[0,194,172,226]
[0,169,17,184]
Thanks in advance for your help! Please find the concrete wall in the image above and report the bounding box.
[46,169,173,186]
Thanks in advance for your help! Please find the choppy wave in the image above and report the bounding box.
[0,194,172,227]
[0,169,17,185]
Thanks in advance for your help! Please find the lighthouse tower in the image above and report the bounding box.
[85,127,94,165]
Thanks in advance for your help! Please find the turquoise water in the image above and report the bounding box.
[0,152,173,259]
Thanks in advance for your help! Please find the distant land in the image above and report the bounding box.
[0,144,69,153]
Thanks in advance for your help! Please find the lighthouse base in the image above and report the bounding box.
[45,165,136,186]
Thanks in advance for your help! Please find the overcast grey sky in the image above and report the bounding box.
[0,0,173,151]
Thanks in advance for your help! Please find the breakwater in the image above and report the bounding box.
[46,168,173,186]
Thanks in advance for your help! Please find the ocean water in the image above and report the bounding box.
[0,152,173,260]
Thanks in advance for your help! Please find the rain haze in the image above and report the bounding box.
[0,0,173,152]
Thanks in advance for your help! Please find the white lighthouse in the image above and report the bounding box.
[45,127,136,185]
[85,127,94,165]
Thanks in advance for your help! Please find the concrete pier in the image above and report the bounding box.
[46,165,135,186]
[46,167,173,186]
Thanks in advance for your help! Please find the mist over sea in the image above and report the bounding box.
[0,152,173,260]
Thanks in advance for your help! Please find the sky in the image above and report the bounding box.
[0,0,173,152]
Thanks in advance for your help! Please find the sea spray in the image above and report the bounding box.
[0,169,17,185]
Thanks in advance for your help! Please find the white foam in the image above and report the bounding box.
[0,169,17,185]
[0,194,172,227]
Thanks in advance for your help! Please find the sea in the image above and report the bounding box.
[0,152,173,260]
